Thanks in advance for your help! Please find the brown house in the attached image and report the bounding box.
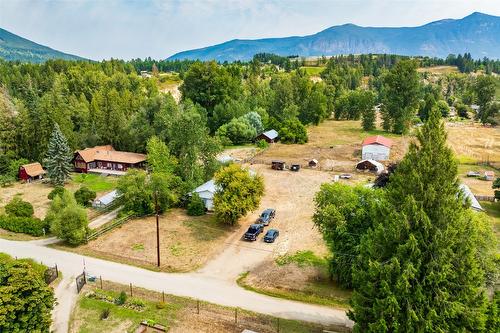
[256,129,279,143]
[73,145,146,175]
[18,162,46,182]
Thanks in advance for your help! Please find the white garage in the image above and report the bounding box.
[361,135,392,161]
[191,179,219,211]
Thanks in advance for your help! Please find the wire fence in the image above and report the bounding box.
[83,277,352,333]
[86,212,135,242]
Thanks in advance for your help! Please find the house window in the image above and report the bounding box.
[117,164,123,169]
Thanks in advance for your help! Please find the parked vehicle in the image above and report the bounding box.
[290,164,300,172]
[244,224,264,241]
[258,208,276,226]
[271,160,286,170]
[339,173,352,179]
[467,171,481,177]
[264,229,279,243]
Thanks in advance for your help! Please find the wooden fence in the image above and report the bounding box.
[86,212,135,242]
[475,195,496,202]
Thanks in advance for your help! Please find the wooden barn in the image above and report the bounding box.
[308,159,319,168]
[361,135,392,161]
[271,160,286,170]
[18,162,46,182]
[73,145,146,176]
[256,129,279,143]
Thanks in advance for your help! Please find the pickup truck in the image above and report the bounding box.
[244,224,264,241]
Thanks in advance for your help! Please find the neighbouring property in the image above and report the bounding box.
[356,159,385,174]
[256,129,279,143]
[191,179,218,211]
[92,189,121,209]
[73,145,146,175]
[18,162,46,182]
[361,135,392,161]
[484,171,495,181]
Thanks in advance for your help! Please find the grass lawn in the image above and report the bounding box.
[71,173,117,193]
[240,250,351,309]
[70,280,348,333]
[301,66,325,76]
[481,201,500,241]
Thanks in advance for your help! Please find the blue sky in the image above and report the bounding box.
[1,0,499,60]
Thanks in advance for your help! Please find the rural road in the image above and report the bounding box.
[0,238,352,329]
[88,207,122,229]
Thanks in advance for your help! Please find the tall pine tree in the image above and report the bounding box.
[349,108,496,332]
[44,123,72,186]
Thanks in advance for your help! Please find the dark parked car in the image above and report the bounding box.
[339,173,352,179]
[258,208,276,226]
[244,224,264,241]
[264,229,279,243]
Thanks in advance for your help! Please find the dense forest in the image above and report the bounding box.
[0,53,498,190]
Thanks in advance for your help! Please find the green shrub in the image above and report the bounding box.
[47,186,67,200]
[129,298,146,307]
[5,197,34,217]
[156,301,167,309]
[74,186,96,207]
[256,139,269,149]
[0,215,47,236]
[100,308,110,320]
[187,193,206,216]
[115,291,127,305]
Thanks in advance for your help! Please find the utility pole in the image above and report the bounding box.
[154,190,160,267]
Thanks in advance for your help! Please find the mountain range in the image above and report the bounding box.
[168,12,500,62]
[0,27,82,63]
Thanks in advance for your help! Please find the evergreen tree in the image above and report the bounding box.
[44,123,73,186]
[349,108,496,332]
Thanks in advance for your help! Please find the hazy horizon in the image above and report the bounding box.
[1,0,499,61]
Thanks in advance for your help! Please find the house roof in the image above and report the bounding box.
[459,184,483,211]
[356,159,385,172]
[259,129,279,140]
[76,145,146,164]
[362,135,393,148]
[193,179,218,194]
[94,190,121,206]
[484,171,495,176]
[20,162,46,177]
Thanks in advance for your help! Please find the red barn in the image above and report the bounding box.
[73,145,146,175]
[18,162,46,182]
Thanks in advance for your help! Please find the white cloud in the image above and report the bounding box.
[0,0,498,60]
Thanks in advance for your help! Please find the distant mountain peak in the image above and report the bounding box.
[168,12,500,62]
[0,27,83,63]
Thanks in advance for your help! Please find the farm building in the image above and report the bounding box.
[92,190,121,209]
[484,171,495,181]
[18,162,46,182]
[256,129,279,143]
[271,160,286,170]
[361,135,392,161]
[356,159,385,174]
[73,145,146,175]
[308,159,319,168]
[459,184,483,211]
[191,179,219,211]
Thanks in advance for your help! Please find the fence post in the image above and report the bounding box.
[277,318,280,332]
[100,276,103,289]
[55,264,59,277]
[197,300,200,314]
[235,308,238,324]
[162,291,165,303]
[129,283,133,297]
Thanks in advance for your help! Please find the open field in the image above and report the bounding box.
[71,209,235,272]
[72,173,117,193]
[481,201,500,242]
[417,66,459,74]
[70,280,346,333]
[446,122,500,164]
[301,66,325,76]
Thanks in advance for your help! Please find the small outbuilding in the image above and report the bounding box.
[356,159,385,174]
[18,162,46,182]
[484,171,495,181]
[191,180,219,211]
[256,130,279,143]
[92,190,121,209]
[361,135,392,161]
[308,159,319,168]
[459,184,483,212]
[271,160,286,171]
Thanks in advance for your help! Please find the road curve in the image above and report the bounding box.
[0,238,352,328]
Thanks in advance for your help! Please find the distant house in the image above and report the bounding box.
[361,135,392,161]
[484,171,495,181]
[356,159,385,174]
[191,180,219,211]
[459,184,483,211]
[92,190,121,209]
[73,145,146,176]
[18,162,46,182]
[256,129,279,143]
[140,70,152,78]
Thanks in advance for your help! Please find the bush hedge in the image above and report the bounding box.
[0,215,47,236]
[5,197,34,218]
[187,193,206,216]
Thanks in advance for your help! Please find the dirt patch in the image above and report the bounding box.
[79,209,235,272]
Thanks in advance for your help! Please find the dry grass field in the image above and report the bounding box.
[417,66,459,74]
[77,209,235,272]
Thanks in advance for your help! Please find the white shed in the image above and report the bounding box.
[356,159,385,174]
[459,184,483,212]
[92,190,121,209]
[361,135,392,161]
[191,180,219,211]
